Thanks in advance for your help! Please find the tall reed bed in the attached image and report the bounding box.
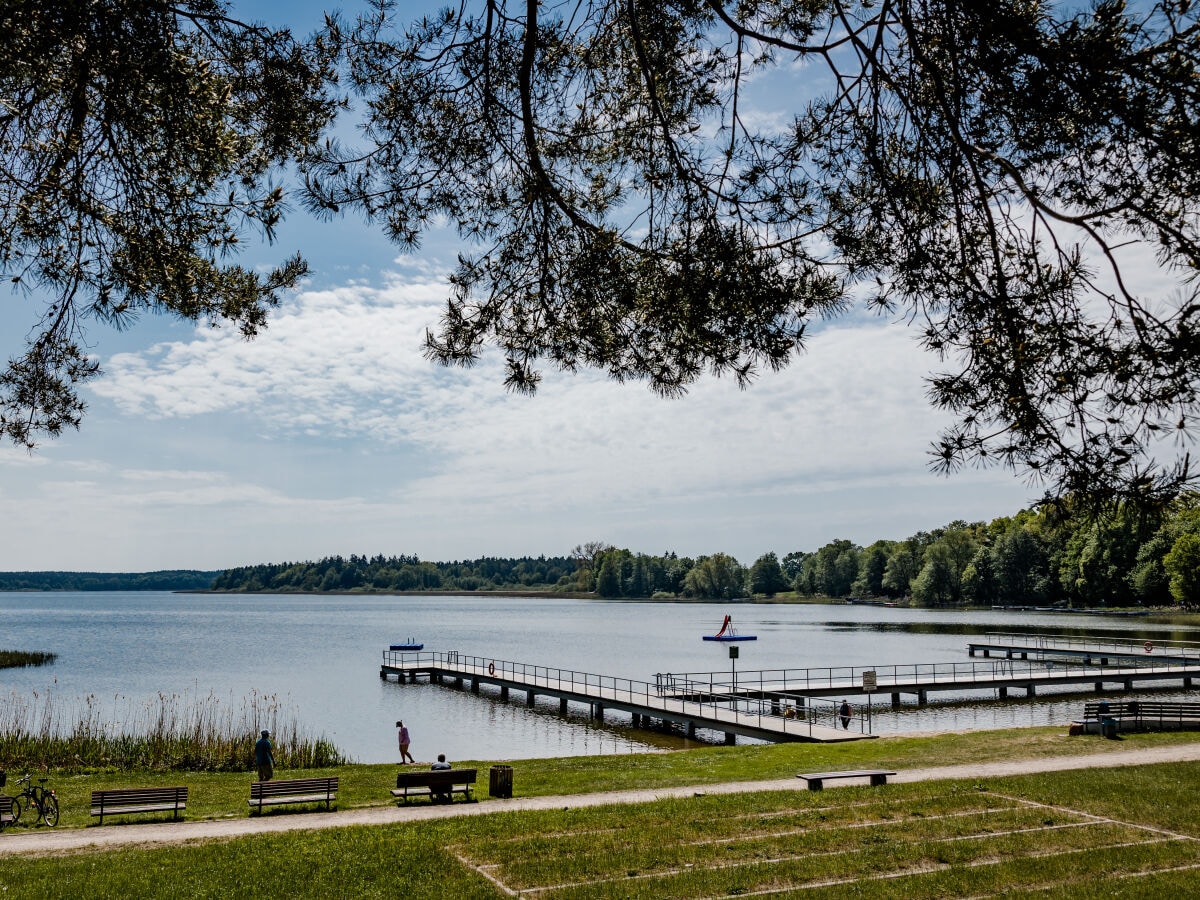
[0,650,57,668]
[0,689,348,773]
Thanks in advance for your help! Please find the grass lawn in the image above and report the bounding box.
[1,730,1198,897]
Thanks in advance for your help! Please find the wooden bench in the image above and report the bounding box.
[90,787,188,825]
[392,768,477,804]
[796,769,895,791]
[248,777,338,814]
[0,795,13,830]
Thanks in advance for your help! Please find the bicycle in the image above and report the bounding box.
[10,773,59,827]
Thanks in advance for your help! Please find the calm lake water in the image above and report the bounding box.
[2,592,1198,763]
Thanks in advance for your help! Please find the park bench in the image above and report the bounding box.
[248,777,338,814]
[1077,700,1200,736]
[90,786,188,825]
[0,795,13,830]
[392,768,477,804]
[796,769,895,791]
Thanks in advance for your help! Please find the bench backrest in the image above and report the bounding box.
[396,768,477,788]
[1085,701,1200,718]
[0,795,12,814]
[250,777,338,799]
[91,787,188,805]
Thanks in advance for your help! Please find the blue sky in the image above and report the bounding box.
[0,2,1055,571]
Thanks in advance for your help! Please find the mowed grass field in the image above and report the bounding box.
[2,759,1198,898]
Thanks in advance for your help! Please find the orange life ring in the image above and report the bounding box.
[488,661,495,676]
[1144,641,1153,653]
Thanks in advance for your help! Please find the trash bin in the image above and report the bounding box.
[1101,717,1118,739]
[490,764,513,798]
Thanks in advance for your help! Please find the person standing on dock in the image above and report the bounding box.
[397,720,415,764]
[839,700,852,730]
[255,730,275,781]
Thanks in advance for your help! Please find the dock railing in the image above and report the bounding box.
[382,651,871,736]
[975,632,1200,661]
[654,653,1197,696]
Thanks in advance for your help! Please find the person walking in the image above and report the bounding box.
[838,699,852,730]
[397,720,415,764]
[255,730,275,781]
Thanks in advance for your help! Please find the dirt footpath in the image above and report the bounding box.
[2,742,1198,858]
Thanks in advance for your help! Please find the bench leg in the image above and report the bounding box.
[870,774,888,787]
[807,779,823,791]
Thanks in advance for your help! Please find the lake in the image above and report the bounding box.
[1,592,1197,763]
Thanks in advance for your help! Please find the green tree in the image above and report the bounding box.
[1164,533,1200,606]
[851,542,890,597]
[1,0,340,445]
[315,0,1200,503]
[682,553,746,600]
[748,552,788,597]
[595,553,622,597]
[911,545,958,607]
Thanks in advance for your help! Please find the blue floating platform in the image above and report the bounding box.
[390,642,424,651]
[702,635,757,642]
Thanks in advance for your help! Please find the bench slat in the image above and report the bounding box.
[90,787,187,824]
[249,777,338,813]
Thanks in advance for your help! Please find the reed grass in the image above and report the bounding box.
[0,689,347,773]
[0,650,56,668]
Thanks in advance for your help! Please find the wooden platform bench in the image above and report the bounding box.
[90,787,188,825]
[249,777,338,814]
[0,795,14,830]
[796,770,895,791]
[392,768,477,804]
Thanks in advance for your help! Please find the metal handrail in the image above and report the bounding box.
[380,651,872,736]
[976,632,1200,657]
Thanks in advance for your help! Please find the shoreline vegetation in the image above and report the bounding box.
[0,650,57,669]
[0,690,346,774]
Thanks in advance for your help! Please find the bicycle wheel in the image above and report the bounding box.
[41,795,58,827]
[10,795,23,826]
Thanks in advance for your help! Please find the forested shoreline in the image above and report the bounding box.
[0,571,220,592]
[209,495,1200,608]
[5,495,1197,608]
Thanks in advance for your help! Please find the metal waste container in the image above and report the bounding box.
[490,765,513,798]
[1101,717,1118,739]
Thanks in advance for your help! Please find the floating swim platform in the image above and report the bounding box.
[390,641,424,651]
[703,614,757,641]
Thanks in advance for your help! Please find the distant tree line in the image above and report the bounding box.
[204,494,1200,608]
[209,554,576,594]
[0,571,220,592]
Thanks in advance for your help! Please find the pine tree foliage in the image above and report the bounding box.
[309,0,1200,503]
[0,0,340,445]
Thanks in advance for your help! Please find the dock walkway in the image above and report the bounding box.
[380,652,867,744]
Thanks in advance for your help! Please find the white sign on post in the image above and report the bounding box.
[862,670,877,692]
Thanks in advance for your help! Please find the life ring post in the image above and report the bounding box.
[488,661,496,676]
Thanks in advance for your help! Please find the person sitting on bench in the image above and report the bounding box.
[431,754,452,802]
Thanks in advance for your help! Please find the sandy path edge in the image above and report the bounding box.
[2,742,1198,858]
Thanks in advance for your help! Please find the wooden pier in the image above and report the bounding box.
[968,632,1200,667]
[656,653,1200,708]
[380,651,870,744]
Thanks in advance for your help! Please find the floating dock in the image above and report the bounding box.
[967,632,1200,667]
[380,651,869,744]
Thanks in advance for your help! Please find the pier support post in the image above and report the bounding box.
[408,671,417,684]
[982,648,990,658]
[379,668,387,680]
[1124,680,1133,691]
[970,647,976,657]
[1026,685,1037,697]
[593,703,604,721]
[560,698,568,714]
[891,692,901,709]
[454,677,463,689]
[1095,682,1104,692]
[471,679,480,694]
[500,686,509,701]
[724,732,736,745]
[687,722,697,738]
[771,701,781,715]
[526,691,536,706]
[1186,678,1193,688]
[998,687,1008,699]
[917,690,927,705]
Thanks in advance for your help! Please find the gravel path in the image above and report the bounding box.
[2,742,1198,858]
